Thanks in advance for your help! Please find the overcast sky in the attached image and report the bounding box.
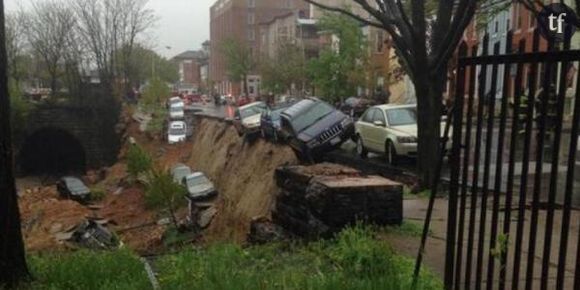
[4,0,214,59]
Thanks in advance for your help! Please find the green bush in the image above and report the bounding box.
[126,145,152,179]
[157,226,443,290]
[143,167,186,210]
[25,250,151,290]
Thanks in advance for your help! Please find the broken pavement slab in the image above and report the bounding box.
[198,207,218,229]
[274,164,403,239]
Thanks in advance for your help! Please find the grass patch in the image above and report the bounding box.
[382,221,426,237]
[23,250,151,290]
[157,226,443,290]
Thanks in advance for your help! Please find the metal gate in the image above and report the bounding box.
[441,29,580,290]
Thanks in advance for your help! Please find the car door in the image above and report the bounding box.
[372,109,389,154]
[365,109,388,152]
[357,108,377,150]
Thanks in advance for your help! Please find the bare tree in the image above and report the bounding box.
[304,0,477,186]
[21,0,77,96]
[0,1,30,287]
[71,0,155,93]
[5,13,26,86]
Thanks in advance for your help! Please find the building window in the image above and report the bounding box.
[515,3,522,30]
[285,0,292,9]
[248,29,255,41]
[248,12,255,25]
[495,20,499,33]
[248,0,255,8]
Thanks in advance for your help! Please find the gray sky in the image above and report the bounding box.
[4,0,214,59]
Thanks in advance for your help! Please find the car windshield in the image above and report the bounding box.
[240,104,264,119]
[170,106,183,113]
[64,178,85,189]
[186,175,210,188]
[386,108,417,126]
[292,102,335,133]
[169,127,186,135]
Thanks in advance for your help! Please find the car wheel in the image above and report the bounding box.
[385,140,399,165]
[356,135,368,158]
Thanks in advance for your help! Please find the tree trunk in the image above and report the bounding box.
[414,71,445,189]
[0,2,30,287]
[243,74,249,96]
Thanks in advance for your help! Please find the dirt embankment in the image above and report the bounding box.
[186,117,298,243]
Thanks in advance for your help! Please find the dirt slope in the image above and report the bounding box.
[187,117,298,243]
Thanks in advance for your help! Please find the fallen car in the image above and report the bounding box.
[280,97,354,160]
[171,163,192,184]
[56,176,91,203]
[169,103,185,120]
[168,121,187,144]
[233,101,267,136]
[354,104,450,164]
[183,172,217,201]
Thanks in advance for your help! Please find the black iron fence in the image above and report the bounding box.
[419,28,580,290]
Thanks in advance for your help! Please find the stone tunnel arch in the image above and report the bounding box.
[19,127,87,176]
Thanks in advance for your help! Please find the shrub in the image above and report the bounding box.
[126,145,152,179]
[143,167,187,229]
[157,226,443,290]
[26,250,150,290]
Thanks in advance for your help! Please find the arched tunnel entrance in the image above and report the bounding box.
[18,128,87,176]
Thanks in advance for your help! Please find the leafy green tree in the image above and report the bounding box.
[220,38,254,96]
[143,167,187,228]
[308,13,368,103]
[126,144,152,180]
[260,43,308,96]
[142,77,171,111]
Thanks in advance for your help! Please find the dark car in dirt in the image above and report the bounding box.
[280,97,354,160]
[259,102,295,142]
[56,176,91,203]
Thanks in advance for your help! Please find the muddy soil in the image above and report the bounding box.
[186,117,298,243]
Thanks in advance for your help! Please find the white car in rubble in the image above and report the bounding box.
[354,104,450,164]
[167,121,187,144]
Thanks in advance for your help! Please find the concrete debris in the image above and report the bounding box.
[273,164,403,239]
[247,217,288,245]
[197,207,217,229]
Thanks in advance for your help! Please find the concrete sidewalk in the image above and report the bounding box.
[386,197,579,290]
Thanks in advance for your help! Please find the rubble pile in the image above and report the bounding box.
[273,163,403,239]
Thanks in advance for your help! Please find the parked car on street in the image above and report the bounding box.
[237,96,252,107]
[260,102,294,142]
[167,96,184,109]
[354,104,450,164]
[280,97,354,160]
[56,176,91,203]
[233,101,267,136]
[168,121,187,144]
[169,103,185,120]
[183,172,217,200]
